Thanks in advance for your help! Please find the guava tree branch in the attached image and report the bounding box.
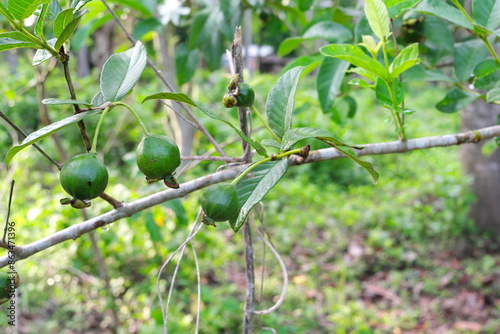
[1,124,500,267]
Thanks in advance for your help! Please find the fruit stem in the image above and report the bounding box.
[251,105,282,143]
[112,102,150,135]
[231,147,303,185]
[91,106,112,154]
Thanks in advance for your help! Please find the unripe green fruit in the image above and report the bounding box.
[136,135,181,187]
[222,83,255,108]
[60,153,109,201]
[201,183,239,226]
[235,83,255,107]
[0,271,20,305]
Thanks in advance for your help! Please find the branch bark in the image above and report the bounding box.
[231,27,255,334]
[1,124,500,267]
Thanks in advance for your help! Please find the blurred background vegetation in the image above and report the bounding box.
[0,0,499,333]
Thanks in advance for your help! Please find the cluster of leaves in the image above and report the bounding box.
[276,0,500,137]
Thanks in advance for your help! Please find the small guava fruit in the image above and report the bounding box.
[200,183,239,226]
[235,83,255,107]
[222,83,255,108]
[136,134,181,188]
[60,153,109,206]
[0,271,20,305]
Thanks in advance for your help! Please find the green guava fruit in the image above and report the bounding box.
[60,153,109,201]
[136,134,181,188]
[222,83,255,108]
[200,183,239,226]
[235,83,255,107]
[0,271,20,305]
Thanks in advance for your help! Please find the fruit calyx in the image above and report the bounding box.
[59,153,109,208]
[200,183,239,226]
[222,74,255,108]
[136,134,181,188]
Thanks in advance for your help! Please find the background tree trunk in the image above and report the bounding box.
[460,100,500,236]
[92,21,115,70]
[156,26,196,168]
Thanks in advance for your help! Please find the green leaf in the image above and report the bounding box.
[278,21,352,56]
[473,60,500,90]
[403,64,454,82]
[436,88,477,113]
[42,98,92,106]
[5,109,101,167]
[100,41,147,102]
[54,14,83,50]
[0,2,15,21]
[486,87,500,102]
[91,91,109,107]
[473,59,500,78]
[345,96,357,118]
[316,57,350,113]
[320,140,379,184]
[53,8,73,37]
[280,127,378,183]
[261,139,281,150]
[281,127,358,151]
[49,0,62,17]
[112,0,152,16]
[348,77,374,88]
[266,66,304,140]
[142,93,268,157]
[230,159,288,232]
[280,53,323,74]
[72,0,93,13]
[376,77,404,108]
[415,0,472,29]
[365,0,391,41]
[389,42,419,78]
[8,0,51,20]
[187,10,210,49]
[384,0,422,18]
[35,3,49,38]
[454,39,489,82]
[145,212,163,242]
[472,0,500,31]
[32,38,56,65]
[321,44,388,79]
[422,15,455,61]
[298,0,314,11]
[175,43,199,87]
[0,32,40,51]
[132,18,161,40]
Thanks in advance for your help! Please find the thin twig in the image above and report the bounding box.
[250,216,288,315]
[61,55,92,151]
[157,211,204,334]
[2,124,500,267]
[0,111,63,170]
[181,155,243,162]
[99,192,123,208]
[2,180,15,243]
[191,239,201,334]
[232,26,256,334]
[242,221,255,332]
[100,0,227,157]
